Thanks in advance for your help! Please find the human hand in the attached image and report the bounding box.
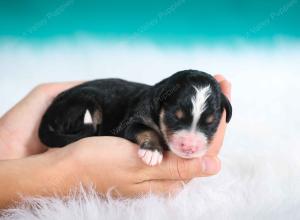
[0,75,231,201]
[0,81,83,159]
[57,136,220,197]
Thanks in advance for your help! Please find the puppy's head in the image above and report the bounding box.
[153,70,232,158]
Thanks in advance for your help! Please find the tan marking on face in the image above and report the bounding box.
[159,109,170,142]
[175,109,184,119]
[206,115,214,124]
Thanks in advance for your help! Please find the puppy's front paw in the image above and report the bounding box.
[138,149,163,166]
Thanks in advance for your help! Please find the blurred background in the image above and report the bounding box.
[1,1,300,216]
[1,0,299,42]
[0,0,299,152]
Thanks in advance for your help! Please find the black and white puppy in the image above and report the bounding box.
[39,70,232,166]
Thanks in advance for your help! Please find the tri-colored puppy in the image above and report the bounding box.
[39,70,232,166]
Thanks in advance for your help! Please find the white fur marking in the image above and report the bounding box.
[191,85,211,131]
[159,110,169,142]
[138,149,163,166]
[84,109,93,124]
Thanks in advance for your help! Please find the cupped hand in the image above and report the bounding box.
[58,136,219,197]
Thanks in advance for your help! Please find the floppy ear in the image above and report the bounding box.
[221,93,232,123]
[151,78,178,109]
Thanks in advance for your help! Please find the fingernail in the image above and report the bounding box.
[202,157,219,174]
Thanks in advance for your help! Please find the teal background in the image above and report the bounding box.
[0,0,299,44]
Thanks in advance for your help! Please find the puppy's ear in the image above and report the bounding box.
[152,78,172,107]
[151,86,168,115]
[221,93,232,123]
[152,84,180,108]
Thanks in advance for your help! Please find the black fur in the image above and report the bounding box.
[39,70,232,153]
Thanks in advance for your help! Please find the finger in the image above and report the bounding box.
[206,111,226,155]
[209,75,231,155]
[3,81,85,120]
[47,81,85,97]
[219,80,232,101]
[144,153,221,181]
[214,74,226,83]
[32,81,85,100]
[21,81,85,120]
[214,74,232,100]
[206,81,231,155]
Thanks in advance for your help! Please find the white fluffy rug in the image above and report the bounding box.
[1,38,300,219]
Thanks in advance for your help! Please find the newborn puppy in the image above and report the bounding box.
[39,70,232,166]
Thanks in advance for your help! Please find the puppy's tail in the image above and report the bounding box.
[39,87,102,147]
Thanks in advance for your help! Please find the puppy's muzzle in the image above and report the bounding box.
[168,130,208,158]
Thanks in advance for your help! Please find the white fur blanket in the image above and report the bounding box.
[1,39,300,219]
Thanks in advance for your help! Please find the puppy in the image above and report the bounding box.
[39,70,232,166]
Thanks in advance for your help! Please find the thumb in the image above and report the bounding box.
[145,153,221,180]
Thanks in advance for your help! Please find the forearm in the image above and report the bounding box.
[0,149,77,209]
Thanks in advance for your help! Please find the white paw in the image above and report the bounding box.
[138,149,163,166]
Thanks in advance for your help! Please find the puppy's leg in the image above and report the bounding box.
[135,129,164,166]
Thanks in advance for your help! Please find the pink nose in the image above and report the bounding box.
[180,142,199,153]
[171,132,206,154]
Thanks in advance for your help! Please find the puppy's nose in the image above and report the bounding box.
[169,131,208,158]
[177,133,206,154]
[180,142,199,153]
[180,137,205,153]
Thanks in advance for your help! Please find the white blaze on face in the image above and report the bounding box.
[191,85,211,132]
[165,85,212,158]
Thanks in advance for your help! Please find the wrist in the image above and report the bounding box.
[37,148,83,196]
[0,148,80,208]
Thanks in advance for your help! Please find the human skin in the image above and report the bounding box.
[0,76,231,208]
